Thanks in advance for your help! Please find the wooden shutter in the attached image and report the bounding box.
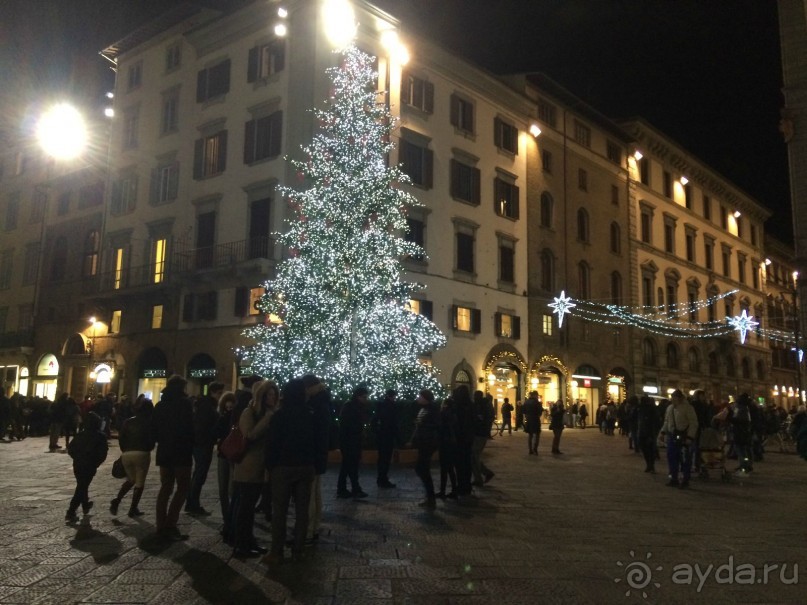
[494,118,502,148]
[110,180,121,214]
[273,41,285,72]
[513,316,521,340]
[471,309,482,334]
[451,305,458,330]
[168,162,179,200]
[193,138,203,179]
[234,286,249,317]
[450,95,459,128]
[196,69,207,102]
[247,47,258,83]
[423,148,433,189]
[450,159,459,198]
[269,111,283,157]
[494,178,502,215]
[494,312,502,336]
[472,167,480,205]
[398,139,410,174]
[221,59,231,94]
[244,120,256,164]
[182,294,195,322]
[206,291,218,320]
[217,131,228,174]
[513,184,520,219]
[421,300,433,321]
[424,81,434,113]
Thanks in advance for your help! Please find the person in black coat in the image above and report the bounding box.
[372,389,399,488]
[302,374,331,545]
[549,400,565,454]
[437,397,458,499]
[411,389,440,510]
[337,386,369,498]
[185,381,224,516]
[152,375,195,540]
[452,386,475,496]
[636,395,660,473]
[522,391,543,455]
[66,412,108,522]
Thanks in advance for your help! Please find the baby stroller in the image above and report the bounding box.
[698,426,731,482]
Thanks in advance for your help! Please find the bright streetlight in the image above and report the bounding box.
[36,103,87,160]
[322,0,356,49]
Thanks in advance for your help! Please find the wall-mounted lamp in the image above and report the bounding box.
[765,258,772,265]
[277,6,288,18]
[633,150,643,161]
[274,23,287,36]
[733,210,742,218]
[529,123,541,138]
[679,176,689,185]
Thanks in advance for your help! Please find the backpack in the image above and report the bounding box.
[733,403,750,425]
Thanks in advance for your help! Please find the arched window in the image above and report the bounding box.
[708,351,719,375]
[577,208,589,243]
[540,192,553,228]
[707,286,719,322]
[741,357,751,379]
[611,271,622,305]
[666,342,679,369]
[50,236,68,281]
[610,222,621,254]
[688,347,700,372]
[540,249,554,292]
[83,230,100,277]
[643,338,657,366]
[578,261,591,300]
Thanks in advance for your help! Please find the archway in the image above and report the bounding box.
[607,367,631,404]
[484,345,527,420]
[571,363,602,412]
[529,355,568,411]
[449,359,475,395]
[136,347,168,401]
[187,352,217,395]
[34,353,59,400]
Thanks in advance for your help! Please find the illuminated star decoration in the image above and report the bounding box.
[548,290,576,328]
[727,310,759,344]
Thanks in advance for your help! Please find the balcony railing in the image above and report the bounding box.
[0,329,34,349]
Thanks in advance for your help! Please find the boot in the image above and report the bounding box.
[128,487,144,517]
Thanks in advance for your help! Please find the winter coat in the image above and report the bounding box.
[233,405,272,483]
[193,395,219,449]
[68,429,108,471]
[153,385,194,467]
[119,415,156,452]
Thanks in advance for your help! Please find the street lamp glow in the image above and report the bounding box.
[274,22,287,37]
[679,176,688,185]
[89,316,97,325]
[529,123,542,138]
[278,6,288,18]
[104,107,115,118]
[36,103,87,160]
[322,0,356,49]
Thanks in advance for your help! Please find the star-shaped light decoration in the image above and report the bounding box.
[548,290,576,328]
[727,309,759,344]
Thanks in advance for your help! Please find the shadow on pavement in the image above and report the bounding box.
[68,519,123,564]
[178,548,268,603]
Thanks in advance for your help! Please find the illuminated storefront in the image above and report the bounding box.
[33,354,59,400]
[137,347,167,401]
[571,364,601,411]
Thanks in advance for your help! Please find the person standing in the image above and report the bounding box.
[522,391,543,455]
[514,399,523,432]
[214,392,237,535]
[729,393,755,473]
[336,386,369,499]
[499,398,513,436]
[65,412,108,522]
[64,396,80,447]
[302,374,331,545]
[265,378,317,564]
[111,398,155,517]
[49,393,68,451]
[436,396,458,499]
[550,400,565,454]
[659,389,699,488]
[579,403,588,429]
[470,391,495,486]
[185,381,224,516]
[153,375,195,541]
[372,389,399,488]
[0,387,11,441]
[411,389,440,510]
[232,380,276,557]
[636,395,660,473]
[452,386,475,496]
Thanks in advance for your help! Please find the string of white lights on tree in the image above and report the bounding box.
[237,45,446,398]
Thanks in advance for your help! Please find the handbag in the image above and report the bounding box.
[111,456,126,479]
[220,424,249,463]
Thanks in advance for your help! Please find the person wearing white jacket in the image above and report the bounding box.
[659,390,699,488]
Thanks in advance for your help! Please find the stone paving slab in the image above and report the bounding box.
[1,430,806,603]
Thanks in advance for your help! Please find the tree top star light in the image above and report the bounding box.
[548,291,576,328]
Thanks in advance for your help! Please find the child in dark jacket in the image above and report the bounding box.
[66,412,108,522]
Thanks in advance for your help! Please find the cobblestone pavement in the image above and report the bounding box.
[0,428,804,604]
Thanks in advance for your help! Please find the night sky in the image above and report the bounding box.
[2,0,790,241]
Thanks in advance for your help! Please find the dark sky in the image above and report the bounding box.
[2,0,790,240]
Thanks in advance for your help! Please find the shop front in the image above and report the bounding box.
[529,355,568,416]
[0,364,28,396]
[484,346,527,420]
[606,368,630,403]
[33,353,59,400]
[187,353,217,396]
[136,347,168,401]
[571,364,602,413]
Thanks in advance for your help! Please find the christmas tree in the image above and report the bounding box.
[240,45,446,398]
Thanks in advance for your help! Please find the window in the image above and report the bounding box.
[399,139,433,188]
[494,118,518,154]
[536,315,551,338]
[113,247,125,290]
[751,225,758,246]
[611,271,622,305]
[247,40,285,81]
[494,178,519,219]
[49,238,66,281]
[537,99,557,127]
[123,107,139,149]
[151,161,179,204]
[499,243,514,284]
[5,194,19,230]
[30,190,46,223]
[684,185,693,209]
[450,160,481,205]
[401,73,434,113]
[703,194,711,220]
[161,92,179,135]
[736,217,743,239]
[578,262,591,300]
[737,254,746,284]
[666,343,679,369]
[687,288,698,322]
[196,59,231,102]
[688,347,701,372]
[151,305,163,330]
[751,262,759,290]
[611,184,619,206]
[540,192,553,228]
[577,208,589,242]
[111,174,138,215]
[183,291,218,322]
[663,217,675,254]
[78,182,103,209]
[537,250,554,292]
[244,111,283,163]
[541,149,553,173]
[456,232,474,273]
[640,207,652,244]
[610,222,621,254]
[82,231,100,277]
[573,120,591,147]
[642,275,653,307]
[666,282,678,318]
[662,171,672,198]
[127,62,142,91]
[195,211,216,269]
[707,288,718,322]
[721,246,731,278]
[495,313,520,339]
[153,238,167,284]
[578,168,588,191]
[720,206,728,229]
[165,43,181,72]
[643,338,657,366]
[110,310,122,334]
[17,304,32,331]
[0,249,13,290]
[248,198,272,259]
[639,158,650,185]
[452,305,481,333]
[405,217,425,260]
[193,131,228,179]
[406,299,433,320]
[606,141,622,164]
[249,287,265,316]
[685,229,696,262]
[704,237,714,271]
[22,243,39,286]
[450,94,474,134]
[0,307,7,333]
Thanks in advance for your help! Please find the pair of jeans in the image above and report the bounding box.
[217,456,231,521]
[666,436,691,482]
[438,444,456,493]
[337,443,362,493]
[186,445,214,510]
[233,481,262,550]
[69,466,96,513]
[471,436,492,483]
[415,447,436,498]
[155,465,191,531]
[306,474,323,540]
[528,429,541,453]
[376,436,394,483]
[271,466,315,556]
